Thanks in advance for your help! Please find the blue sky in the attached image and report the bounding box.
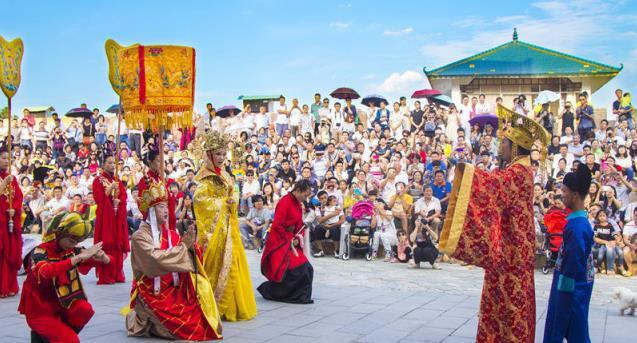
[2,0,636,115]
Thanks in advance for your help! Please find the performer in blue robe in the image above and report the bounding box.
[543,164,595,343]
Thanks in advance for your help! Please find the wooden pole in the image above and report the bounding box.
[6,97,13,233]
[115,98,122,179]
[113,98,122,215]
[158,123,165,181]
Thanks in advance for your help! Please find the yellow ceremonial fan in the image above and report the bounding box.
[0,36,24,99]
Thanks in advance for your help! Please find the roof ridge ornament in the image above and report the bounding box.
[513,28,518,41]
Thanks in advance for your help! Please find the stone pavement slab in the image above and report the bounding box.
[0,249,634,342]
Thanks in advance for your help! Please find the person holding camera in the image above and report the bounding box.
[413,186,442,238]
[310,193,345,258]
[576,92,595,140]
[408,219,440,269]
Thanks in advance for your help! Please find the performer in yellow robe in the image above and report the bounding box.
[440,105,550,343]
[193,130,257,321]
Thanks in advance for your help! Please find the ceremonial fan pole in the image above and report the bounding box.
[0,36,24,234]
[113,98,122,215]
[6,97,13,232]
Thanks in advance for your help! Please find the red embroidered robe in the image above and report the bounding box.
[440,158,536,343]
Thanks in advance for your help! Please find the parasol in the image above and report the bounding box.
[217,105,240,118]
[330,87,360,100]
[65,107,93,119]
[534,90,560,106]
[106,104,121,114]
[411,89,442,99]
[469,114,499,130]
[429,94,453,107]
[0,35,24,234]
[361,94,387,107]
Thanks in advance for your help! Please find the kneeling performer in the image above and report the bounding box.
[259,179,314,304]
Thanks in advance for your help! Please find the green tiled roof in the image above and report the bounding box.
[237,95,283,101]
[425,35,622,79]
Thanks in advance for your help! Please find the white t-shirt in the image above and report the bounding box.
[414,197,441,216]
[315,206,343,226]
[289,107,302,126]
[46,197,70,213]
[319,107,331,124]
[254,113,270,130]
[274,103,289,125]
[242,179,261,197]
[623,220,637,237]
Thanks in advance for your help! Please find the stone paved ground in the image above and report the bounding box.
[1,249,635,342]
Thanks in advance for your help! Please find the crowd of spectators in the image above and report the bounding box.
[2,89,636,275]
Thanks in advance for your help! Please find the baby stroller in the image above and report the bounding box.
[541,207,568,274]
[342,200,374,261]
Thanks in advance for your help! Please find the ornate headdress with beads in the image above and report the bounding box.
[138,179,169,212]
[201,130,230,152]
[496,104,550,157]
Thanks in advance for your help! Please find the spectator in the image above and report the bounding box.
[414,186,442,238]
[239,195,271,250]
[593,210,627,275]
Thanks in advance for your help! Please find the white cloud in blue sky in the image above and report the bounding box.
[3,0,635,114]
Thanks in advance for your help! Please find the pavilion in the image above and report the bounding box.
[424,29,622,115]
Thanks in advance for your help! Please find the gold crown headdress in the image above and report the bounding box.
[43,212,93,243]
[138,180,169,212]
[201,130,231,152]
[496,104,550,155]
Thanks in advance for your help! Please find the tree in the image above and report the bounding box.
[0,106,7,119]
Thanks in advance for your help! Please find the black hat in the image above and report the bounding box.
[563,164,591,198]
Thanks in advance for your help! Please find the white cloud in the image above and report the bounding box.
[495,15,528,23]
[454,16,487,28]
[420,0,621,68]
[329,21,350,30]
[367,70,431,99]
[383,27,414,36]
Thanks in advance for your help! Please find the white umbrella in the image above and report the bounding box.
[535,90,560,105]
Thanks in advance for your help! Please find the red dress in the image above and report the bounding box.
[440,159,536,342]
[0,170,23,297]
[260,193,308,282]
[137,170,177,231]
[258,193,313,304]
[18,241,104,343]
[93,172,129,284]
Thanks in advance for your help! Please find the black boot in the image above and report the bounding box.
[30,331,49,343]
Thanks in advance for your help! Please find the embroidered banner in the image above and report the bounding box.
[105,39,196,132]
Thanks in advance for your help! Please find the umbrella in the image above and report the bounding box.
[429,94,453,107]
[469,114,499,130]
[106,104,121,114]
[330,87,360,100]
[65,107,93,119]
[217,105,240,118]
[361,94,387,107]
[534,90,560,105]
[33,164,55,183]
[411,89,442,99]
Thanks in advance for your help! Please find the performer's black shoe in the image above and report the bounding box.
[30,331,49,343]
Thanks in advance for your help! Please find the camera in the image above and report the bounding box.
[420,218,430,226]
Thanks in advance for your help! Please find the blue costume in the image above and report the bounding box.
[543,210,595,343]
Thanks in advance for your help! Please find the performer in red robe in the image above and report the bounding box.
[258,179,314,304]
[19,211,110,343]
[0,147,23,298]
[125,180,222,340]
[137,150,176,231]
[440,105,550,343]
[93,154,129,284]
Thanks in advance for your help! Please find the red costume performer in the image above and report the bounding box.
[93,162,129,284]
[0,162,23,298]
[19,212,109,343]
[259,189,313,304]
